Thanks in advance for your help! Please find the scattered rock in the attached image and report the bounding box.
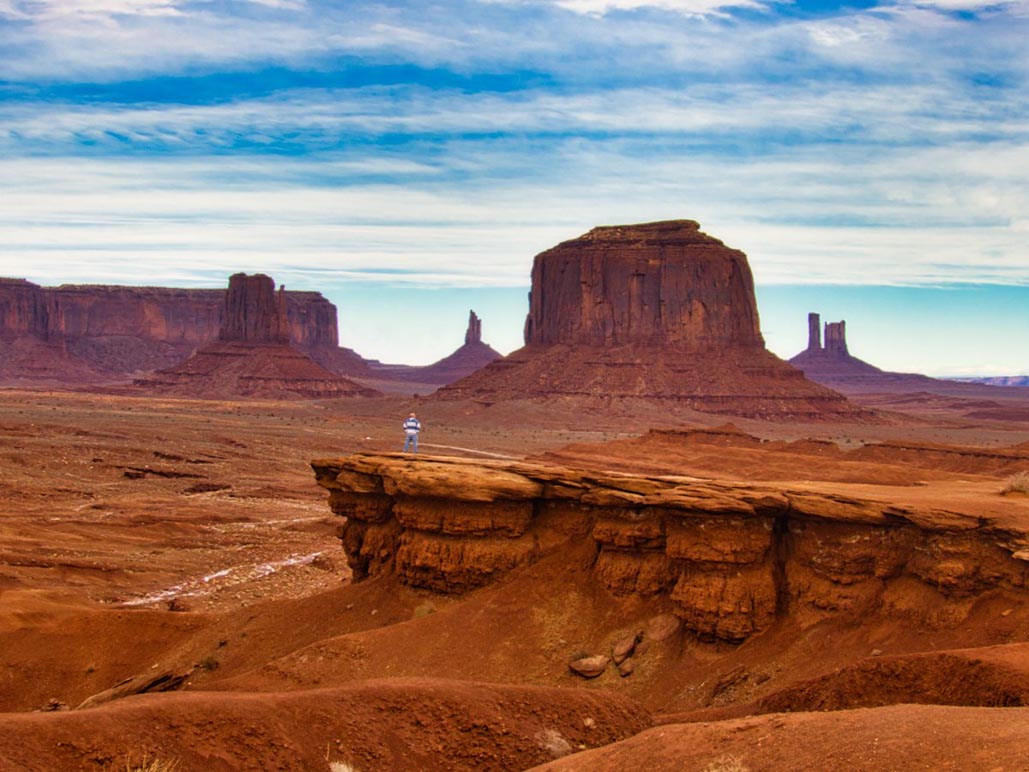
[536,728,573,759]
[611,631,642,665]
[75,670,191,710]
[569,655,609,679]
[618,659,636,678]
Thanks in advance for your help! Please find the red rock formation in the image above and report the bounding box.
[787,312,1017,399]
[218,273,290,343]
[0,278,49,340]
[366,310,502,386]
[0,279,107,385]
[465,310,482,345]
[0,276,375,382]
[135,274,378,399]
[437,221,859,419]
[312,453,1029,642]
[523,220,762,349]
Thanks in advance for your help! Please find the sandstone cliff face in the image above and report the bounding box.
[524,220,763,349]
[436,221,859,419]
[313,454,1029,643]
[218,273,290,343]
[135,274,379,399]
[0,279,49,340]
[0,277,359,379]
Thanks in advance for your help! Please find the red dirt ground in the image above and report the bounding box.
[3,387,1029,770]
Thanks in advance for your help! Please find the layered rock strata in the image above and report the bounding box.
[313,453,1029,642]
[137,274,378,399]
[0,276,371,380]
[436,221,858,418]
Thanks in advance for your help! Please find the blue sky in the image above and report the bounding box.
[1,0,1026,374]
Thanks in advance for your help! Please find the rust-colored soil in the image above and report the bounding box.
[3,386,1029,770]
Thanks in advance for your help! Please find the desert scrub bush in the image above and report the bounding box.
[125,755,180,772]
[1002,471,1029,495]
[702,756,749,772]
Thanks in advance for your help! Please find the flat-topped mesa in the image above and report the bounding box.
[218,273,290,344]
[312,453,1029,643]
[0,275,369,380]
[0,278,49,341]
[524,220,763,350]
[436,220,862,419]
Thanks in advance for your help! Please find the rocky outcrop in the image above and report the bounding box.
[313,453,1029,643]
[436,221,860,419]
[788,312,1024,399]
[367,310,502,385]
[136,274,378,399]
[0,276,371,381]
[0,278,49,340]
[218,273,290,344]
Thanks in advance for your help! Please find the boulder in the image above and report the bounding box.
[569,655,610,679]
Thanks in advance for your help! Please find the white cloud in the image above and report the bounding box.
[550,0,767,15]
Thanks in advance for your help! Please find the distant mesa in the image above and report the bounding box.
[437,220,860,419]
[0,274,373,385]
[134,273,379,400]
[787,312,1027,400]
[369,310,502,385]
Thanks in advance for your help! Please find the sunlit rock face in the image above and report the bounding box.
[437,220,860,420]
[524,220,763,350]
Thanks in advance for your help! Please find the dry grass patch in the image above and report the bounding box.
[1002,471,1029,495]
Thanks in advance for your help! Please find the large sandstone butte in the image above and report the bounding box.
[136,274,378,399]
[312,452,1029,643]
[437,220,858,418]
[0,276,371,382]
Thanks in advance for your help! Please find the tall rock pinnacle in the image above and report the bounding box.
[465,310,483,345]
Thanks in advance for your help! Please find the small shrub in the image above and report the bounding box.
[1002,471,1029,495]
[412,601,436,619]
[702,756,749,772]
[197,656,220,671]
[125,755,180,772]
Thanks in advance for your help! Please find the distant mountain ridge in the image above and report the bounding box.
[947,376,1029,388]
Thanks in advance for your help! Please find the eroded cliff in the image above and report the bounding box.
[0,277,364,379]
[313,453,1029,642]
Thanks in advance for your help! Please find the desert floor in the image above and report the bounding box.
[2,387,1029,771]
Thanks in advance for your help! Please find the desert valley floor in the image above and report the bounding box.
[2,386,1029,770]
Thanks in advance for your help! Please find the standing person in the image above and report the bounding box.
[402,412,422,453]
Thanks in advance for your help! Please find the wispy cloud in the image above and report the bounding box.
[0,0,1025,367]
